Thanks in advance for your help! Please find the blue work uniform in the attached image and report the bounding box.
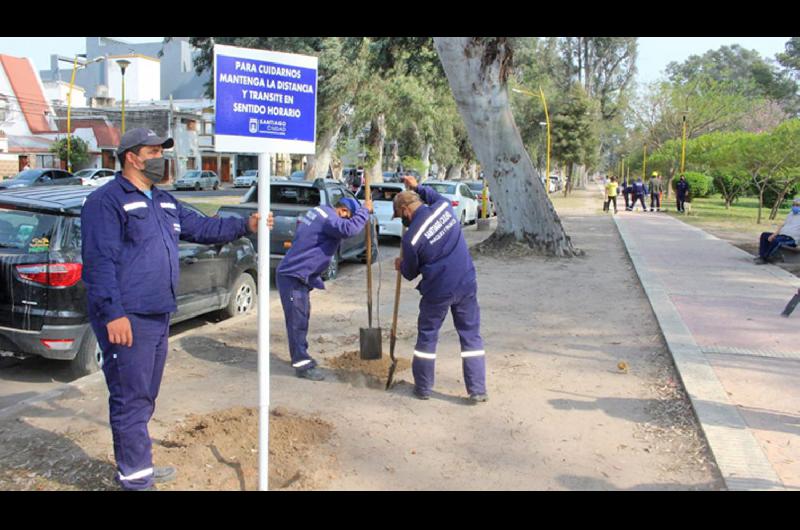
[81,172,249,490]
[629,180,648,211]
[400,185,486,397]
[676,179,690,212]
[276,204,369,372]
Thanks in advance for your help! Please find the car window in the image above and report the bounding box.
[74,169,93,178]
[38,172,53,182]
[101,170,115,177]
[427,183,456,195]
[12,170,41,182]
[184,171,200,179]
[0,208,59,251]
[68,218,82,249]
[271,185,320,206]
[328,188,344,207]
[54,171,71,180]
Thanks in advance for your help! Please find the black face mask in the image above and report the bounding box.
[135,155,166,184]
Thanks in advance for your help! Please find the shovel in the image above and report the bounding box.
[359,172,382,360]
[386,227,406,389]
[781,288,800,317]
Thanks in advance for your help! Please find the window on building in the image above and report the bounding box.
[203,121,214,135]
[0,96,8,122]
[36,154,58,168]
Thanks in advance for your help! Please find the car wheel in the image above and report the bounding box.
[460,210,466,226]
[221,273,258,319]
[213,181,219,191]
[322,252,339,281]
[70,326,102,376]
[194,182,201,191]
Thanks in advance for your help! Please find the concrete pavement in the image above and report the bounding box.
[614,209,800,490]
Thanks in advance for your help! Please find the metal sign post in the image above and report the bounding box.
[214,44,317,491]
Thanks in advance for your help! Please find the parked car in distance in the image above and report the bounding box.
[234,169,258,188]
[464,180,495,217]
[288,170,307,182]
[216,178,376,281]
[0,186,258,375]
[174,170,220,191]
[420,180,479,225]
[0,168,82,190]
[356,182,404,238]
[74,168,116,187]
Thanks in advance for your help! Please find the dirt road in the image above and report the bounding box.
[0,184,723,490]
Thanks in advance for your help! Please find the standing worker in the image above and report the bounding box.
[628,176,648,212]
[676,174,690,213]
[81,128,269,491]
[275,195,373,381]
[393,175,487,403]
[621,176,631,211]
[648,171,663,212]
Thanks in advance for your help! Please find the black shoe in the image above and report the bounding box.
[154,466,176,484]
[754,257,768,265]
[468,393,488,403]
[413,387,430,400]
[296,367,325,381]
[650,208,654,212]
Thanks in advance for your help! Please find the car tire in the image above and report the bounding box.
[213,182,219,191]
[194,183,201,191]
[70,326,102,376]
[221,273,258,319]
[460,210,466,226]
[322,252,340,281]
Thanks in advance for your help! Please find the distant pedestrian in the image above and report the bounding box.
[648,171,663,212]
[628,177,648,212]
[621,177,631,210]
[754,197,800,264]
[604,176,619,213]
[23,162,31,170]
[676,174,690,213]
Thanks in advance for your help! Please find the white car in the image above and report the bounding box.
[421,180,479,225]
[234,169,258,188]
[74,168,116,187]
[356,183,404,238]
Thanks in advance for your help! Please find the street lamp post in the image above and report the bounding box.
[680,112,688,175]
[512,86,551,197]
[116,59,131,134]
[58,55,105,172]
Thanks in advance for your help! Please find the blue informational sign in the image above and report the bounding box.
[214,45,318,154]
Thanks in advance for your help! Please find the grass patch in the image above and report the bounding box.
[665,195,788,240]
[179,196,240,216]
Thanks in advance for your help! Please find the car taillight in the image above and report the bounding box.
[16,263,82,287]
[40,339,75,350]
[451,201,459,207]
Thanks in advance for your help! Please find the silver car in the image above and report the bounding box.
[234,169,258,188]
[174,170,220,191]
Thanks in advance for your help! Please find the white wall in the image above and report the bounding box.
[105,56,161,103]
[43,81,87,107]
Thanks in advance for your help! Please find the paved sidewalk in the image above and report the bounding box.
[614,210,800,490]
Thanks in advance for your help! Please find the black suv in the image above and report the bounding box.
[216,178,376,281]
[0,186,258,375]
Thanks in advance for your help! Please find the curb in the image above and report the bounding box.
[613,213,785,491]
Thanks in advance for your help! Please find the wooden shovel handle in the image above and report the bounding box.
[389,227,406,359]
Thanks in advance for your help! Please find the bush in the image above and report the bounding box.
[674,171,713,200]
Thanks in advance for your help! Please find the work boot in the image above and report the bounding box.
[650,208,654,212]
[413,387,430,400]
[753,257,768,265]
[468,393,489,403]
[154,466,176,484]
[296,367,325,381]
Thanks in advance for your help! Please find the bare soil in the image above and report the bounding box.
[0,183,724,490]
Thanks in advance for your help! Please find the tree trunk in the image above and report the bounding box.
[367,114,386,184]
[467,161,478,180]
[769,181,794,220]
[421,142,433,179]
[757,187,765,224]
[305,106,348,180]
[436,165,447,180]
[390,139,400,172]
[434,37,579,257]
[446,162,463,180]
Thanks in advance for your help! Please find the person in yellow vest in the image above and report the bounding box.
[604,176,619,213]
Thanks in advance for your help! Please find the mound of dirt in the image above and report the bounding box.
[153,406,335,490]
[326,350,412,382]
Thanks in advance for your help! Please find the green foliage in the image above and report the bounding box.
[50,135,89,170]
[551,84,596,167]
[675,171,713,199]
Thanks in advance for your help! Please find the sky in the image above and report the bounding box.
[0,36,792,86]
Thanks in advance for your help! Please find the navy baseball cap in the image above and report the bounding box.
[337,198,360,215]
[117,128,174,156]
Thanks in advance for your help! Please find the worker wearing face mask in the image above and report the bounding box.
[81,128,269,491]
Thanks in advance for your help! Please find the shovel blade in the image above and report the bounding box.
[781,293,800,317]
[359,327,383,360]
[385,360,398,390]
